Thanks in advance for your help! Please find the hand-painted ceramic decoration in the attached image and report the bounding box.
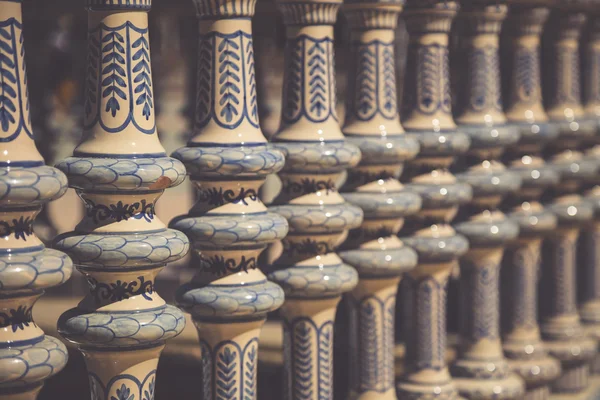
[580,185,600,374]
[450,2,525,398]
[0,1,73,399]
[169,0,288,397]
[395,2,472,399]
[501,158,561,400]
[544,3,596,153]
[266,0,362,397]
[53,1,189,399]
[582,1,600,143]
[503,1,559,155]
[539,2,599,393]
[500,5,565,397]
[337,0,421,398]
[540,152,598,393]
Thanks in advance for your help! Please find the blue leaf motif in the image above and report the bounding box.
[111,383,134,400]
[216,346,238,399]
[101,27,127,118]
[217,37,242,123]
[0,24,17,133]
[132,30,152,120]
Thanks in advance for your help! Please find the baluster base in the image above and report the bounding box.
[452,356,524,400]
[544,338,596,393]
[396,377,460,400]
[504,349,561,399]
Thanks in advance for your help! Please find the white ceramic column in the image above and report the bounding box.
[170,0,288,398]
[395,2,472,399]
[267,0,363,398]
[54,1,189,398]
[338,1,421,399]
[0,1,73,399]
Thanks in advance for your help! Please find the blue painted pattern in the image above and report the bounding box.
[269,262,358,299]
[89,369,156,400]
[271,141,361,174]
[0,336,68,389]
[54,228,189,269]
[281,35,337,125]
[172,144,284,179]
[346,40,397,122]
[195,30,259,130]
[58,304,185,348]
[269,203,363,234]
[0,17,32,141]
[177,280,284,321]
[84,21,156,134]
[0,248,72,291]
[283,318,334,400]
[86,0,152,10]
[197,338,258,400]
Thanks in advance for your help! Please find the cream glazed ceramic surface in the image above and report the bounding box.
[266,0,362,397]
[540,131,598,391]
[395,2,472,399]
[544,2,596,151]
[450,2,525,398]
[582,1,600,146]
[169,0,288,398]
[53,1,189,399]
[503,1,559,155]
[337,1,421,398]
[0,1,73,399]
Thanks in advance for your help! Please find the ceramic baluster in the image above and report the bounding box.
[448,2,525,398]
[169,0,289,398]
[266,0,363,398]
[580,4,600,376]
[336,1,421,398]
[0,1,73,399]
[395,2,472,399]
[538,2,599,393]
[500,6,563,396]
[54,1,190,398]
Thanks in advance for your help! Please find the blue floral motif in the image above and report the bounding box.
[132,32,152,120]
[143,378,154,400]
[0,17,32,141]
[281,35,337,124]
[194,30,259,130]
[348,40,397,122]
[101,29,127,118]
[84,21,156,134]
[112,384,134,400]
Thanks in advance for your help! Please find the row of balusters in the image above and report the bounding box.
[2,1,600,400]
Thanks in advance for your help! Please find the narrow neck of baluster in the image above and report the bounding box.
[401,8,457,132]
[504,238,542,341]
[545,12,586,120]
[342,6,402,135]
[189,0,267,145]
[404,268,451,376]
[0,1,42,164]
[79,7,165,157]
[544,227,579,319]
[455,6,506,126]
[504,7,548,124]
[459,249,503,359]
[584,15,600,118]
[275,1,342,141]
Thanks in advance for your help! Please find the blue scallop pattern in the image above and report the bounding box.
[339,247,417,277]
[58,304,185,348]
[53,229,189,269]
[406,181,472,209]
[170,212,288,249]
[0,336,68,388]
[0,165,68,206]
[341,191,421,219]
[55,156,186,192]
[271,141,361,174]
[455,169,521,197]
[269,203,363,233]
[401,234,469,263]
[344,136,419,165]
[177,280,284,320]
[172,144,285,178]
[269,263,358,298]
[0,248,72,291]
[404,130,470,157]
